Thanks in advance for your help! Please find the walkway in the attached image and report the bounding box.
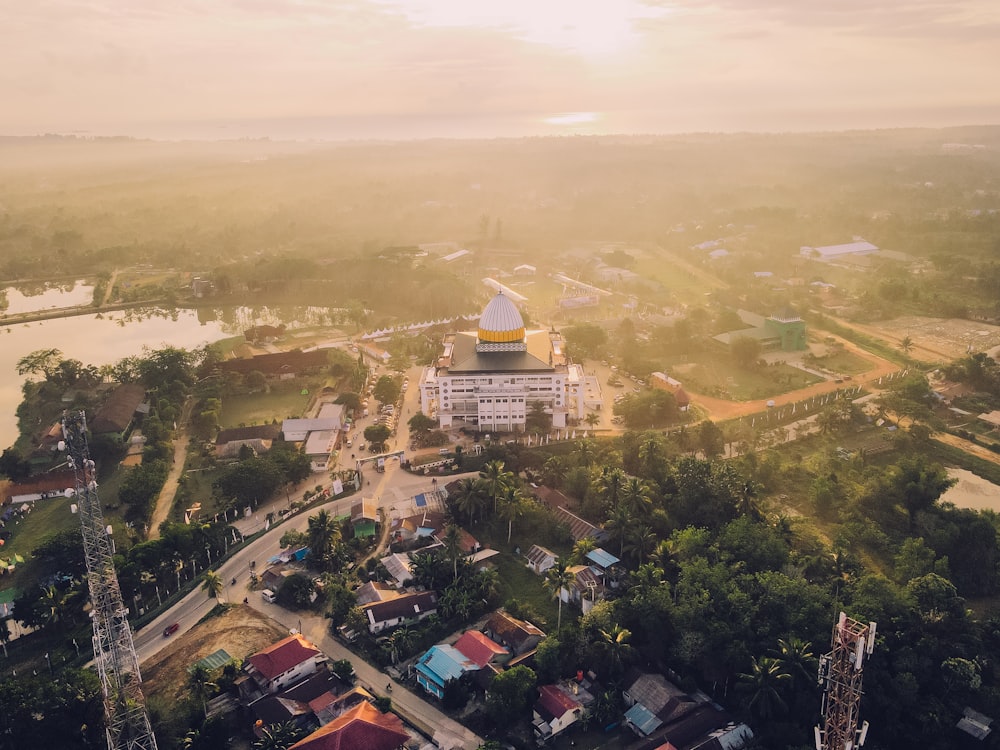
[147,396,193,538]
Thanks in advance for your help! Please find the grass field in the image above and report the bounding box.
[219,385,314,428]
[492,553,560,631]
[807,348,873,376]
[669,352,823,400]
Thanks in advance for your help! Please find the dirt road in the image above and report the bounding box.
[148,397,193,538]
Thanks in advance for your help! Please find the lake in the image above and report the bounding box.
[942,468,1000,512]
[1,280,96,315]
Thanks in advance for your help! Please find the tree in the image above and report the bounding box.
[485,665,537,724]
[277,573,317,609]
[442,524,464,582]
[731,336,762,369]
[480,459,510,515]
[408,411,437,434]
[625,524,657,565]
[451,477,488,526]
[900,335,914,354]
[201,570,224,599]
[335,391,362,411]
[584,412,601,429]
[16,348,62,379]
[698,420,725,459]
[597,624,635,678]
[387,627,416,665]
[543,558,575,633]
[214,457,284,506]
[364,423,391,451]
[253,721,308,750]
[525,400,552,433]
[0,447,31,480]
[498,483,526,543]
[373,375,401,406]
[738,656,790,720]
[188,664,219,716]
[307,509,342,569]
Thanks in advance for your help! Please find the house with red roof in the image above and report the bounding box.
[452,630,510,668]
[289,701,410,750]
[244,634,327,694]
[533,684,586,741]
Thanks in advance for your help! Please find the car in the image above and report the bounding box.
[163,622,180,637]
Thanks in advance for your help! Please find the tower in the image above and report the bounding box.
[61,411,159,750]
[815,611,876,750]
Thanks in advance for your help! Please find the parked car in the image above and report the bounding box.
[163,622,180,637]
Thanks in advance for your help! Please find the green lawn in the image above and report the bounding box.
[668,352,823,400]
[492,553,561,631]
[219,384,315,428]
[807,348,874,376]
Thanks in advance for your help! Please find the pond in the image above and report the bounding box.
[0,280,97,315]
[942,468,1000,512]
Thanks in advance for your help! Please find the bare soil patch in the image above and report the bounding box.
[860,316,1000,361]
[142,605,288,706]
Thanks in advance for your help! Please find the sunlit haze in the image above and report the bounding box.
[3,0,1000,139]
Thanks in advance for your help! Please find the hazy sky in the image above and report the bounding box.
[4,0,1000,139]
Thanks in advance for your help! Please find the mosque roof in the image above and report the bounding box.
[447,330,554,373]
[478,292,525,343]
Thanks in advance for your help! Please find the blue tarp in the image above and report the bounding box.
[414,493,427,507]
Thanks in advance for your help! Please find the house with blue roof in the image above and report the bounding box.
[414,644,480,699]
[585,547,625,589]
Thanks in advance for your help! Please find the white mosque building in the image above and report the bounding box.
[418,292,586,431]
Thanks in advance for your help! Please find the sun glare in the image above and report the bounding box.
[544,112,599,126]
[378,0,666,58]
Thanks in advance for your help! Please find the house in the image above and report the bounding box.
[636,705,752,750]
[304,430,338,472]
[524,544,558,575]
[248,667,350,732]
[650,372,691,411]
[800,239,878,262]
[245,634,327,695]
[3,469,77,505]
[562,565,605,614]
[453,630,510,668]
[415,644,481,699]
[379,552,414,588]
[362,590,438,634]
[533,684,586,741]
[977,411,1000,430]
[218,349,329,380]
[351,497,379,539]
[354,581,400,606]
[531,486,607,542]
[282,417,342,443]
[623,671,698,737]
[482,611,545,657]
[89,383,146,438]
[289,701,410,750]
[215,424,281,459]
[311,686,374,726]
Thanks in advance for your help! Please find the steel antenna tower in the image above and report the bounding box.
[61,410,159,750]
[814,611,876,750]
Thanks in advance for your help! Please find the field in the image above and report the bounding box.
[219,385,314,428]
[860,316,1000,361]
[670,352,823,400]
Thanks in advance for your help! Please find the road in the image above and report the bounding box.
[147,396,193,538]
[134,448,484,749]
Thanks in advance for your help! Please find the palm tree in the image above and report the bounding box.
[575,439,596,468]
[638,435,665,479]
[541,456,567,488]
[410,550,447,590]
[452,477,488,526]
[253,720,307,750]
[775,637,817,691]
[388,627,415,665]
[604,504,633,558]
[620,476,652,517]
[737,479,763,519]
[900,335,914,354]
[624,524,656,565]
[737,656,790,720]
[596,467,627,511]
[571,537,598,564]
[188,663,219,716]
[308,509,342,569]
[473,567,500,601]
[544,558,575,634]
[441,524,464,582]
[598,624,635,678]
[498,484,526,544]
[201,570,224,599]
[480,459,510,515]
[584,412,600,429]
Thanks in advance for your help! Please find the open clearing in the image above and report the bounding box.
[861,316,1000,361]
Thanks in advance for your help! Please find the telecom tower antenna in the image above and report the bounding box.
[814,611,876,750]
[61,411,159,750]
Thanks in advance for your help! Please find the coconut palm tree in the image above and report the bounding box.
[596,467,627,511]
[540,456,568,488]
[575,439,596,468]
[441,524,464,582]
[571,537,598,564]
[307,509,342,568]
[544,558,575,634]
[604,504,633,559]
[584,412,601,429]
[201,570,224,599]
[452,477,488,526]
[737,656,790,720]
[597,624,635,678]
[776,637,817,692]
[253,721,307,750]
[620,476,652,517]
[188,663,219,716]
[900,335,914,354]
[498,484,526,544]
[480,459,510,515]
[624,524,657,565]
[388,627,416,665]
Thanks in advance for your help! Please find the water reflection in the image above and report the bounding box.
[0,280,96,315]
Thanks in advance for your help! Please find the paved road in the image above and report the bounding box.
[134,457,484,749]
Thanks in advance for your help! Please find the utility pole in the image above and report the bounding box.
[62,411,159,750]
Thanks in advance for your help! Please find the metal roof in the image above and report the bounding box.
[624,703,662,736]
[585,548,621,569]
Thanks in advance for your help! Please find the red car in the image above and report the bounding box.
[163,622,180,637]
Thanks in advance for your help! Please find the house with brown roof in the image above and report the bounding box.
[362,590,438,634]
[622,671,698,738]
[244,634,327,694]
[561,565,606,614]
[218,349,329,380]
[482,611,545,657]
[4,469,77,505]
[289,701,410,750]
[89,383,146,439]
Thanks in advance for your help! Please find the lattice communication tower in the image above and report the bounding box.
[814,611,876,750]
[61,411,159,750]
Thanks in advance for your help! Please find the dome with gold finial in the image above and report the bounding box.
[477,291,526,348]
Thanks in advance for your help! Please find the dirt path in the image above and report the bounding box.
[934,432,1000,467]
[148,396,193,538]
[688,330,900,421]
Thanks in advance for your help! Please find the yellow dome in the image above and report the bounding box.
[478,292,525,343]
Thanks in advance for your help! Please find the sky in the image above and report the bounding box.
[3,0,1000,139]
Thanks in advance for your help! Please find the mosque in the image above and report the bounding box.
[418,292,586,431]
